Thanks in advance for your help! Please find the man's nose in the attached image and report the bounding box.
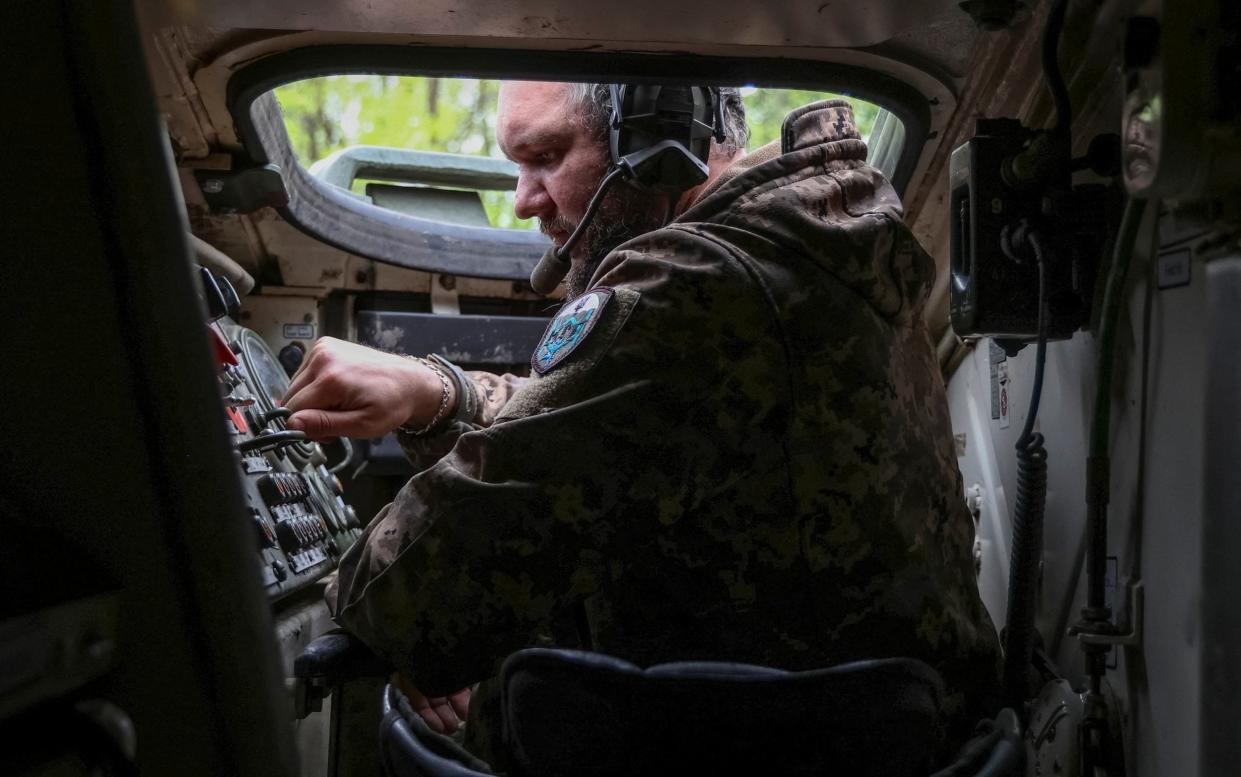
[513,173,552,221]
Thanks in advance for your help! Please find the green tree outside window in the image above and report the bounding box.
[274,77,881,229]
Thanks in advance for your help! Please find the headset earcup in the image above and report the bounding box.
[620,141,709,189]
[609,84,718,191]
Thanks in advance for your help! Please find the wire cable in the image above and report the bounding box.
[1046,198,1151,663]
[1042,0,1073,137]
[1000,227,1051,712]
[529,165,628,294]
[1129,242,1156,584]
[1075,198,1151,702]
[558,166,626,258]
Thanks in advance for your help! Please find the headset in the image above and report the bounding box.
[529,84,727,294]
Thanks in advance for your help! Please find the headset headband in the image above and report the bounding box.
[608,85,727,190]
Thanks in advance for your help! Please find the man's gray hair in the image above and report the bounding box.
[564,83,750,157]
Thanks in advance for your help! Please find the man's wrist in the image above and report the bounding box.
[397,355,457,435]
[426,353,477,424]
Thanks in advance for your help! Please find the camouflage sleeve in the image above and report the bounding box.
[328,227,769,696]
[465,369,528,426]
[397,362,529,471]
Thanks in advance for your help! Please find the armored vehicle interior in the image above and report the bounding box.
[3,0,1238,775]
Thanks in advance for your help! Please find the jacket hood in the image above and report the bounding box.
[680,100,934,321]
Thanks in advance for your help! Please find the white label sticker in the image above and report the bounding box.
[1157,250,1191,289]
[999,382,1011,429]
[995,359,1011,429]
[283,323,315,339]
[989,341,1007,421]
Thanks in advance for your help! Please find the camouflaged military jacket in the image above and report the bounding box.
[329,100,1002,732]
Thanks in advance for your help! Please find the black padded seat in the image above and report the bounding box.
[502,648,947,777]
[380,647,952,777]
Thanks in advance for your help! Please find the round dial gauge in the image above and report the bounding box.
[237,328,319,465]
[239,329,291,413]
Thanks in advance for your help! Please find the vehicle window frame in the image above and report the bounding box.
[227,46,931,280]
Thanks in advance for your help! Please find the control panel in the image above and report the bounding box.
[204,297,363,601]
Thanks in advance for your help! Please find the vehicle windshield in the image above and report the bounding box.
[271,76,896,232]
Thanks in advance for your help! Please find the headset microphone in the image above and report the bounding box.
[528,84,725,296]
[529,167,626,295]
[528,247,572,297]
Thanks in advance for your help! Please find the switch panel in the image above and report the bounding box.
[214,321,364,602]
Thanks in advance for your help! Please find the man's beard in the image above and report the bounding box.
[540,181,670,299]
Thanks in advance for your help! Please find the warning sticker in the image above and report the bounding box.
[990,341,1010,428]
[998,365,1011,430]
[1156,250,1191,289]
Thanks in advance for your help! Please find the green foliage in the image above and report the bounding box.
[740,87,880,151]
[276,76,500,161]
[274,77,883,229]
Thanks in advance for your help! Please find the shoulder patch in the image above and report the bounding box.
[532,288,614,375]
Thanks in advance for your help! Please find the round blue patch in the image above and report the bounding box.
[532,288,614,374]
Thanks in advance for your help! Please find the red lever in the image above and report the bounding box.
[208,325,238,367]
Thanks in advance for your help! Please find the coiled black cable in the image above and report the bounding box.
[994,0,1071,713]
[1000,225,1051,712]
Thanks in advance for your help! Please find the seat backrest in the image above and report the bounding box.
[1,2,295,776]
[500,648,947,777]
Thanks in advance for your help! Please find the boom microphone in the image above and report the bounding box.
[528,166,626,295]
[529,246,571,295]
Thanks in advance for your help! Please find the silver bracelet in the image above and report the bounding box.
[426,353,478,424]
[397,355,452,436]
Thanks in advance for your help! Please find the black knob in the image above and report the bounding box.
[197,266,228,322]
[258,473,308,505]
[254,516,275,548]
[258,474,282,505]
[216,275,242,320]
[276,520,301,553]
[270,560,288,582]
[279,342,306,377]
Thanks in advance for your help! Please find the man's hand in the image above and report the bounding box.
[392,672,471,735]
[282,337,454,441]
